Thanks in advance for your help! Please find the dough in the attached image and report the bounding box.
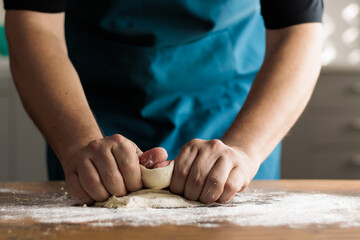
[96,161,205,208]
[96,189,203,208]
[140,160,174,189]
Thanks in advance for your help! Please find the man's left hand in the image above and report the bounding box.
[170,139,260,204]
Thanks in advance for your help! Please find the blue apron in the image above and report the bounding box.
[47,0,281,180]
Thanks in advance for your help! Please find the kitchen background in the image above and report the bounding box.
[0,0,359,181]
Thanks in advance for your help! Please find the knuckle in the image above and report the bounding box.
[190,173,203,186]
[217,195,232,204]
[222,148,232,158]
[208,175,225,189]
[209,139,222,151]
[87,139,101,151]
[189,138,201,146]
[182,139,203,153]
[187,144,199,154]
[207,193,218,202]
[181,142,191,151]
[84,175,101,188]
[111,134,127,144]
[181,143,192,152]
[200,194,217,204]
[224,181,238,193]
[176,166,189,179]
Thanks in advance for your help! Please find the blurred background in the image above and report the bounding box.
[0,0,359,181]
[282,0,360,179]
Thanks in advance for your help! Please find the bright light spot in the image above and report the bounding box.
[342,3,360,22]
[342,27,360,44]
[322,41,337,66]
[348,49,360,65]
[322,13,336,40]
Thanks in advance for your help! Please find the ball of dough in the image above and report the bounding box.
[140,160,174,189]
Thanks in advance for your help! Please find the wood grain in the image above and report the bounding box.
[0,180,359,240]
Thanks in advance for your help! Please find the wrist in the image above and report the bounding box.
[52,128,103,163]
[221,142,261,180]
[221,137,263,167]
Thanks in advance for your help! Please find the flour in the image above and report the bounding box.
[0,188,28,193]
[1,188,360,228]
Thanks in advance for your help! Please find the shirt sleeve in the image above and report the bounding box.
[3,0,66,13]
[260,0,324,29]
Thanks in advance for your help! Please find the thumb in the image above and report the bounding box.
[135,144,143,157]
[139,147,168,169]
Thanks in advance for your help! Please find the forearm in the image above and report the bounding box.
[6,11,103,161]
[221,23,322,164]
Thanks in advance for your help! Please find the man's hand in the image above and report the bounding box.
[63,134,168,205]
[170,139,260,204]
[169,23,322,204]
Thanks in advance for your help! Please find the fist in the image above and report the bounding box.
[170,139,259,204]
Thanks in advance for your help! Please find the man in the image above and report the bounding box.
[4,0,323,204]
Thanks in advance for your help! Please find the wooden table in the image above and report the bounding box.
[0,180,360,240]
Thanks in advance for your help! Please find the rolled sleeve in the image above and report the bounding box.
[3,0,66,13]
[261,0,324,29]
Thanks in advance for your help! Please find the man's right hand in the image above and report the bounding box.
[62,134,168,205]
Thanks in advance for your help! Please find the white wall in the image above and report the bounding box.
[0,0,47,182]
[322,0,360,68]
[0,1,47,182]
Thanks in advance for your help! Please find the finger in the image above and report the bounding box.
[183,149,216,201]
[77,159,110,202]
[135,144,143,157]
[139,147,168,169]
[66,172,93,205]
[199,157,233,204]
[170,141,199,195]
[217,167,244,204]
[111,137,142,192]
[92,149,127,197]
[153,160,172,168]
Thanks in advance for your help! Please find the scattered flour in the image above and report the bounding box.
[1,189,360,228]
[0,188,29,194]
